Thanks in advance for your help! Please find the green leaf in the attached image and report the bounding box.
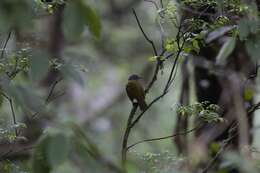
[63,0,101,40]
[192,39,200,53]
[32,135,51,173]
[30,50,49,81]
[0,0,33,32]
[237,18,259,40]
[148,56,158,62]
[245,37,260,60]
[244,88,254,101]
[216,37,236,65]
[63,1,85,41]
[79,1,101,39]
[47,133,70,167]
[238,18,250,40]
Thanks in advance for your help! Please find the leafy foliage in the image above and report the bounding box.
[0,0,260,173]
[177,101,223,123]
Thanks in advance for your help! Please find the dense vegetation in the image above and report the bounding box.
[0,0,260,173]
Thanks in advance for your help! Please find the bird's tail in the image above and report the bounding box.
[138,100,148,111]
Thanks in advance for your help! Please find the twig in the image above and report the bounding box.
[248,101,260,115]
[31,78,63,119]
[132,9,158,56]
[127,124,201,151]
[70,123,123,173]
[0,30,12,59]
[9,99,18,136]
[8,56,20,79]
[0,91,10,100]
[121,14,186,171]
[0,92,18,136]
[201,132,237,173]
[160,0,164,8]
[145,60,161,94]
[45,77,62,103]
[144,0,165,50]
[200,100,260,173]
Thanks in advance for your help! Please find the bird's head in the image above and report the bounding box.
[128,74,142,80]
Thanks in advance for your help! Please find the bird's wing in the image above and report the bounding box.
[126,80,145,101]
[126,81,136,101]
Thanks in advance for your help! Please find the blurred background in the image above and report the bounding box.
[1,0,260,173]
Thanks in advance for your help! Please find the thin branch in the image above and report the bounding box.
[8,56,20,79]
[0,91,10,100]
[160,0,164,8]
[9,99,18,136]
[132,9,158,56]
[0,30,12,59]
[164,54,180,92]
[181,6,215,17]
[201,132,237,173]
[45,77,62,103]
[121,104,138,170]
[127,124,201,151]
[130,91,166,129]
[47,91,65,103]
[0,91,18,136]
[70,122,123,173]
[248,101,260,115]
[200,100,259,173]
[121,8,186,171]
[31,78,63,119]
[145,60,161,94]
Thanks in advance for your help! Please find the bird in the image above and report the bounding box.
[126,74,148,111]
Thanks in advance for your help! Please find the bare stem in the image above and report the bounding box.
[9,99,18,136]
[127,124,201,151]
[132,9,158,56]
[121,104,138,171]
[0,30,12,59]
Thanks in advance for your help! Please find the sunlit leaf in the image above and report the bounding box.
[79,1,101,39]
[29,50,49,82]
[148,56,158,62]
[244,88,254,101]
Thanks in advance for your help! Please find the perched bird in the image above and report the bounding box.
[126,74,147,111]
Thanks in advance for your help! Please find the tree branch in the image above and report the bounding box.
[126,123,201,151]
[121,15,186,171]
[121,104,138,170]
[0,30,12,59]
[132,9,158,56]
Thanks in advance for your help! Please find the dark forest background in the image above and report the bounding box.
[0,0,260,173]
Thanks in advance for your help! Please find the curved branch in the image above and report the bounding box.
[127,124,201,151]
[121,104,138,170]
[132,9,158,56]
